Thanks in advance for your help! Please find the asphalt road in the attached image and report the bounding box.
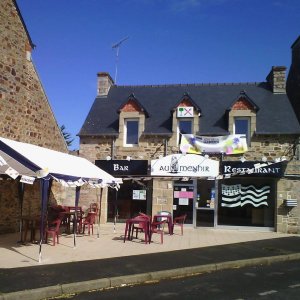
[50,260,300,300]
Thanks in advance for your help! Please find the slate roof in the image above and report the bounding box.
[291,35,300,49]
[79,81,300,137]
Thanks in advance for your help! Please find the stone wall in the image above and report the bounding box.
[277,160,300,233]
[80,135,172,162]
[152,179,174,215]
[81,135,297,164]
[0,0,67,233]
[80,134,300,232]
[226,135,297,161]
[0,0,67,151]
[0,179,40,234]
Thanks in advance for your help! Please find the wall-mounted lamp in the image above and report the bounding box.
[126,156,131,161]
[262,156,267,162]
[240,156,246,163]
[106,156,111,161]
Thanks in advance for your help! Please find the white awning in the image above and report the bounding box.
[0,137,121,187]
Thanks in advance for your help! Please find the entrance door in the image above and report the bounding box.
[173,181,194,224]
[195,179,215,227]
[107,180,148,222]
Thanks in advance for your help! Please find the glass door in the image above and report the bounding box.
[195,179,216,227]
[173,180,194,224]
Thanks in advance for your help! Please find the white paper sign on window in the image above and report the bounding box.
[179,198,189,205]
[133,190,146,200]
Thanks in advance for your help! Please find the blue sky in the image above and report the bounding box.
[17,0,300,150]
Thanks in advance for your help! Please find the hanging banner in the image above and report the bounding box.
[151,154,219,177]
[180,134,248,155]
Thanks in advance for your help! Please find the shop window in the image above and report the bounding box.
[234,117,250,144]
[107,180,147,221]
[218,178,275,228]
[124,119,139,146]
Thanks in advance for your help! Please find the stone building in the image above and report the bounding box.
[0,0,67,233]
[287,36,300,123]
[79,38,300,234]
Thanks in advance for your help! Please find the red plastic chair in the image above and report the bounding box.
[89,203,99,224]
[150,219,167,244]
[132,213,151,239]
[45,218,62,246]
[82,212,96,235]
[89,203,98,213]
[172,214,187,235]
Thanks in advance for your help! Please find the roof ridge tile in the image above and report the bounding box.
[115,82,260,88]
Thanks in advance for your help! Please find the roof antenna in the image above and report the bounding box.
[112,36,129,84]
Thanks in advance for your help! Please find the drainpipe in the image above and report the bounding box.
[164,139,168,156]
[112,137,116,159]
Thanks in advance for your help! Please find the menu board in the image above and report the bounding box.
[132,190,146,200]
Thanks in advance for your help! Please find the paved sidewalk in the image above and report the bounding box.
[0,224,299,300]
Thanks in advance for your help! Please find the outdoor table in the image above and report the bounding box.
[60,208,83,234]
[123,216,150,244]
[21,215,41,243]
[153,214,173,235]
[60,211,75,234]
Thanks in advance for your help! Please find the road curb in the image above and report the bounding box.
[2,253,300,300]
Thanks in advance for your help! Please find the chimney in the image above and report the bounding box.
[266,66,286,94]
[97,72,114,96]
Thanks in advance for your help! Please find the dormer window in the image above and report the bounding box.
[178,119,193,144]
[228,91,259,147]
[233,117,250,144]
[116,94,148,148]
[124,119,139,146]
[169,93,201,147]
[179,119,193,134]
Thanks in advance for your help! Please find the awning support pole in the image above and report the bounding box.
[17,181,25,243]
[113,189,118,233]
[73,186,81,248]
[97,187,103,238]
[39,178,50,263]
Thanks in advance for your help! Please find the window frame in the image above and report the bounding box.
[124,118,139,147]
[233,117,250,145]
[177,118,193,145]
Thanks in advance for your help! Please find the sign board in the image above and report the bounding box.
[221,161,287,178]
[151,154,219,177]
[95,160,148,176]
[177,106,194,118]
